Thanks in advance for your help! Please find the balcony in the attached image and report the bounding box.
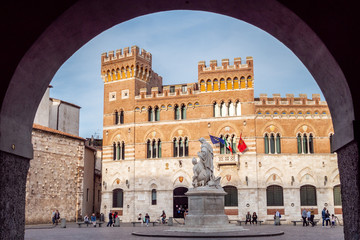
[215,154,240,170]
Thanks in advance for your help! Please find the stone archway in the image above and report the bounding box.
[1,1,359,239]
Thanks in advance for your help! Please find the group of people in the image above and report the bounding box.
[302,207,338,227]
[51,210,60,225]
[84,213,97,227]
[321,207,338,228]
[106,211,119,227]
[245,212,258,225]
[137,213,151,226]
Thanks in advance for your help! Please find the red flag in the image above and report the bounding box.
[238,134,247,152]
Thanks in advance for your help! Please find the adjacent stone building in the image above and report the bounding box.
[100,46,341,223]
[25,87,102,224]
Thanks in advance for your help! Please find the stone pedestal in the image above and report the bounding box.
[185,187,229,227]
[167,187,244,232]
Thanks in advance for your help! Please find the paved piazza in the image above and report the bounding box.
[25,223,344,240]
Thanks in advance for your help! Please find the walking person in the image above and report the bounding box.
[54,210,60,225]
[51,210,56,225]
[322,207,327,227]
[310,208,315,227]
[161,210,166,224]
[302,209,307,227]
[107,212,113,227]
[138,213,143,226]
[306,209,311,226]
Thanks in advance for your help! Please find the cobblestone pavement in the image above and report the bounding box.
[25,222,344,240]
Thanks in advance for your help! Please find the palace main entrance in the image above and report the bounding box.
[173,187,188,218]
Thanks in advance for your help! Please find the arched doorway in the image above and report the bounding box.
[1,1,359,239]
[173,187,188,218]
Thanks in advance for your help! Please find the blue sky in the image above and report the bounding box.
[50,10,323,139]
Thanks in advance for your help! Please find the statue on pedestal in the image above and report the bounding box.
[192,138,221,188]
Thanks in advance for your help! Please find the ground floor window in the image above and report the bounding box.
[266,185,284,206]
[300,185,317,206]
[113,188,123,208]
[333,185,342,206]
[224,186,238,206]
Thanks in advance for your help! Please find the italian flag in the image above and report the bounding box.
[223,137,234,154]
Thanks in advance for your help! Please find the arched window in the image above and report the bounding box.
[206,79,212,91]
[309,133,314,153]
[227,78,232,90]
[329,133,334,153]
[200,80,206,92]
[151,189,157,205]
[266,185,284,206]
[220,135,225,154]
[220,102,227,117]
[233,77,239,89]
[220,78,225,90]
[264,133,269,154]
[148,107,153,122]
[158,140,162,158]
[179,138,183,157]
[225,135,230,154]
[113,142,116,160]
[224,186,238,206]
[173,138,178,157]
[300,185,317,206]
[114,110,119,124]
[247,76,253,88]
[228,101,235,116]
[154,106,160,121]
[181,104,186,119]
[152,139,157,158]
[297,133,302,154]
[121,142,125,160]
[116,142,120,160]
[119,110,124,124]
[213,79,219,91]
[231,135,236,154]
[240,76,245,88]
[270,133,275,154]
[112,188,123,208]
[213,102,217,117]
[147,140,151,158]
[303,133,308,154]
[184,137,189,156]
[174,105,180,120]
[276,133,281,154]
[333,185,342,206]
[235,101,241,116]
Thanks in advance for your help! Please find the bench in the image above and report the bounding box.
[291,219,320,226]
[237,220,264,226]
[131,221,157,227]
[76,222,104,228]
[265,219,286,225]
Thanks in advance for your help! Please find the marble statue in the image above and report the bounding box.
[192,137,221,188]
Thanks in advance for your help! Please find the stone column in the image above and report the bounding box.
[0,151,30,240]
[337,140,360,240]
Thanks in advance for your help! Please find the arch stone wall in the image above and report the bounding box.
[1,1,359,239]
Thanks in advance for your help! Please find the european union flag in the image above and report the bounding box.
[209,135,225,145]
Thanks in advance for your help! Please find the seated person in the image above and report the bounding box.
[84,215,90,224]
[245,212,252,224]
[252,212,258,225]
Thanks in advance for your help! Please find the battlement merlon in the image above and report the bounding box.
[198,57,253,72]
[101,45,152,64]
[256,93,324,105]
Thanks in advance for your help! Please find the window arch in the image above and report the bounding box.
[147,139,161,159]
[147,140,151,158]
[329,133,334,153]
[112,188,123,208]
[303,133,308,153]
[113,142,116,160]
[228,101,235,116]
[309,133,314,154]
[227,77,232,90]
[119,110,124,124]
[206,79,212,91]
[276,133,281,154]
[266,185,284,206]
[235,101,241,116]
[184,137,189,156]
[158,140,162,158]
[148,107,153,122]
[154,106,160,121]
[220,134,225,154]
[231,135,236,154]
[264,133,269,154]
[116,142,120,160]
[240,76,245,88]
[174,105,180,120]
[233,77,239,89]
[213,102,217,117]
[220,101,227,117]
[173,138,178,157]
[151,189,157,205]
[300,185,317,206]
[247,76,253,88]
[213,79,219,91]
[179,138,183,157]
[152,139,157,158]
[200,80,206,92]
[270,133,275,154]
[333,185,342,206]
[297,133,302,154]
[224,186,238,206]
[114,110,119,124]
[121,141,125,160]
[181,104,186,120]
[220,78,225,90]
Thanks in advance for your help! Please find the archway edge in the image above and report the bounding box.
[0,0,353,158]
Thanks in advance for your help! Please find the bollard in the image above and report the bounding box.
[168,217,173,226]
[61,218,66,228]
